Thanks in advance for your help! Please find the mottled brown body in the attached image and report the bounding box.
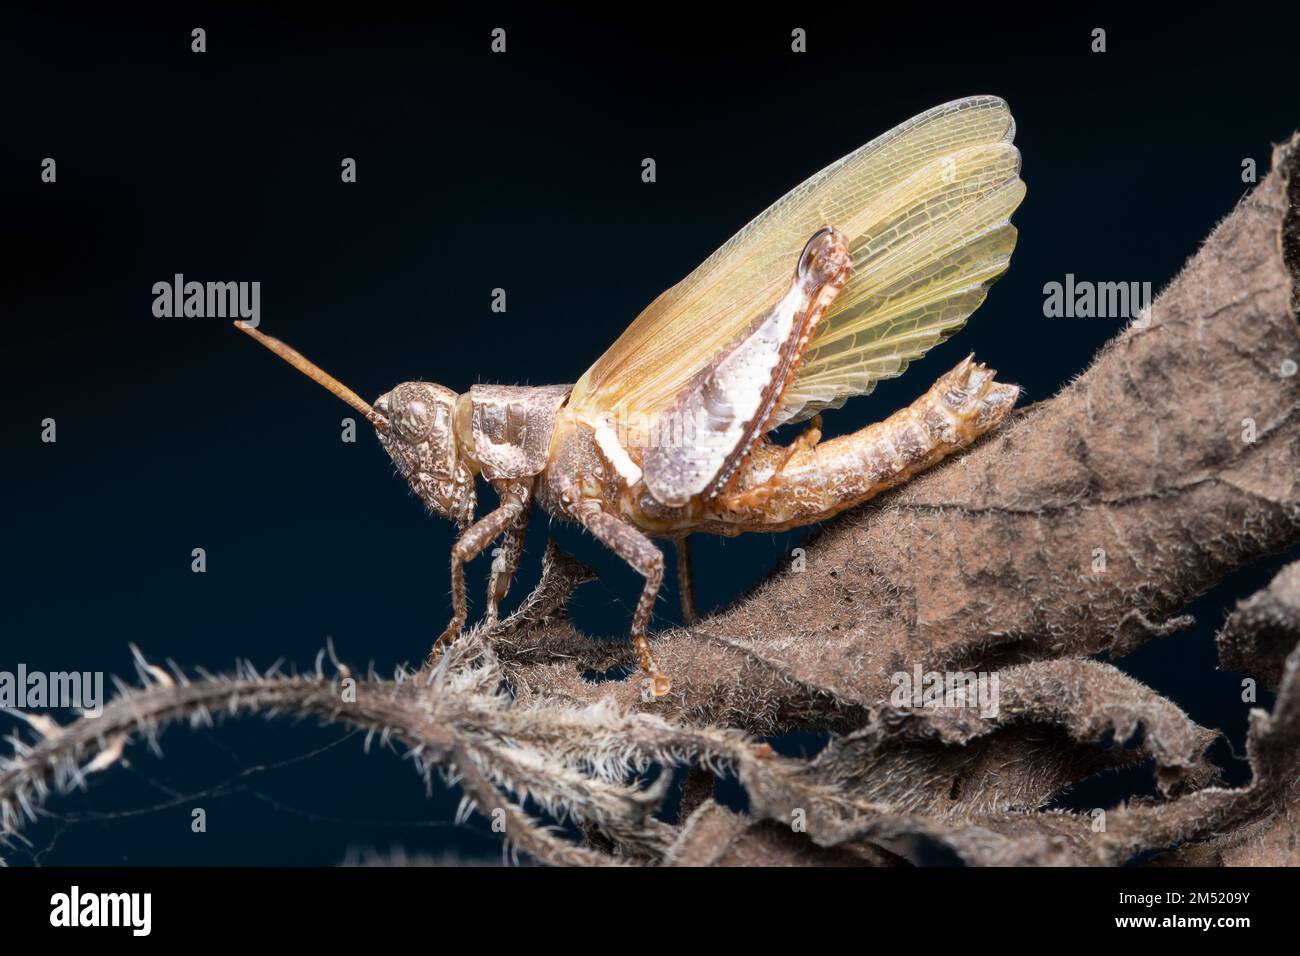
[236,97,1027,699]
[527,353,1017,692]
[541,354,1017,537]
[240,251,1018,699]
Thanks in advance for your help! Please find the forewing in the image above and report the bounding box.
[566,95,1020,431]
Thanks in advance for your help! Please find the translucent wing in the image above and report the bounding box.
[773,142,1023,426]
[566,95,1024,440]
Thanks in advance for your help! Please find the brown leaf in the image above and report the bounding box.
[730,635,1300,867]
[665,801,901,867]
[1218,558,1300,691]
[811,659,1219,818]
[504,134,1300,737]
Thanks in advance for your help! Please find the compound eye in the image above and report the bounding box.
[396,398,432,440]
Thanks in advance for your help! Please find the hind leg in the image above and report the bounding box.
[674,537,698,624]
[715,356,1018,529]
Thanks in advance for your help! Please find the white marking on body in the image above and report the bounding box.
[647,285,804,504]
[594,423,643,485]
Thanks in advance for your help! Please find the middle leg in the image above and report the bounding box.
[577,503,671,697]
[485,503,531,625]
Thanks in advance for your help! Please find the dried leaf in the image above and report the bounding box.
[1218,559,1300,691]
[506,134,1300,737]
[812,659,1219,818]
[666,801,899,867]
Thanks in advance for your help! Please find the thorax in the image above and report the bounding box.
[458,383,571,483]
[540,409,710,535]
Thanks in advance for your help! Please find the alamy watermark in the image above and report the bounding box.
[1043,274,1152,323]
[595,406,709,451]
[50,886,151,936]
[152,273,260,327]
[0,664,104,717]
[890,664,1000,719]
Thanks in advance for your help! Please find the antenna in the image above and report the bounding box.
[234,322,390,434]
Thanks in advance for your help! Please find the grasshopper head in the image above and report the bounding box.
[374,382,477,529]
[233,323,478,529]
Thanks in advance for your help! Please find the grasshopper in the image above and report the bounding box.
[236,95,1025,698]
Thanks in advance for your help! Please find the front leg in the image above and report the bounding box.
[577,503,670,698]
[430,483,531,662]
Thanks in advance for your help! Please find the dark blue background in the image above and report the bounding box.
[3,5,1298,864]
